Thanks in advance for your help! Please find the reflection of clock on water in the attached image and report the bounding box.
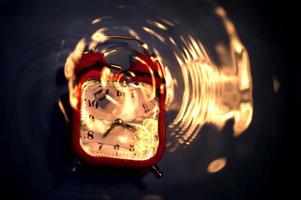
[70,37,166,177]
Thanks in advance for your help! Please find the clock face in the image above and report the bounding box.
[79,79,160,161]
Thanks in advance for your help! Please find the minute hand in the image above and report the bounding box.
[120,122,137,132]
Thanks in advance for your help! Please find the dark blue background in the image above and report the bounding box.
[0,0,298,199]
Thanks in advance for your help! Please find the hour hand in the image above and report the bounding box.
[102,123,117,138]
[102,118,124,138]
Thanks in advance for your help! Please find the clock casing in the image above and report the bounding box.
[71,51,166,168]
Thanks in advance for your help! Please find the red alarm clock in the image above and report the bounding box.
[71,39,166,172]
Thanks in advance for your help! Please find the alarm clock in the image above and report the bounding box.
[71,39,166,172]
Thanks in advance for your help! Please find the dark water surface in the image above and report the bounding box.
[0,0,295,199]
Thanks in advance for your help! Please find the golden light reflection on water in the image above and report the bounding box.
[207,158,227,173]
[273,74,281,93]
[168,7,253,147]
[58,99,69,122]
[142,26,165,42]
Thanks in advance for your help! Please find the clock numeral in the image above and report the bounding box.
[142,103,150,113]
[87,131,94,140]
[86,99,99,108]
[98,143,103,151]
[89,114,94,121]
[113,144,120,150]
[116,90,125,97]
[86,99,93,107]
[154,135,158,141]
[129,145,135,152]
[85,99,90,106]
[143,150,148,155]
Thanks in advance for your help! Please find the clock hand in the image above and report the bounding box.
[102,123,117,138]
[120,122,137,132]
[102,118,123,138]
[115,118,137,132]
[113,118,124,125]
[113,118,136,132]
[102,118,137,138]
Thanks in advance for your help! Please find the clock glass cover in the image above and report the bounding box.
[80,79,159,160]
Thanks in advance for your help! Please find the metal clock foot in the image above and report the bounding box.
[72,159,82,172]
[151,164,163,178]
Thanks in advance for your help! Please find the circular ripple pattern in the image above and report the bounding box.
[1,0,265,199]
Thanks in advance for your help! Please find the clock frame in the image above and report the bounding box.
[71,51,166,168]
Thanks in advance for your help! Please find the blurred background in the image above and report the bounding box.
[0,0,298,199]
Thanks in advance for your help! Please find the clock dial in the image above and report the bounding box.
[79,79,160,160]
